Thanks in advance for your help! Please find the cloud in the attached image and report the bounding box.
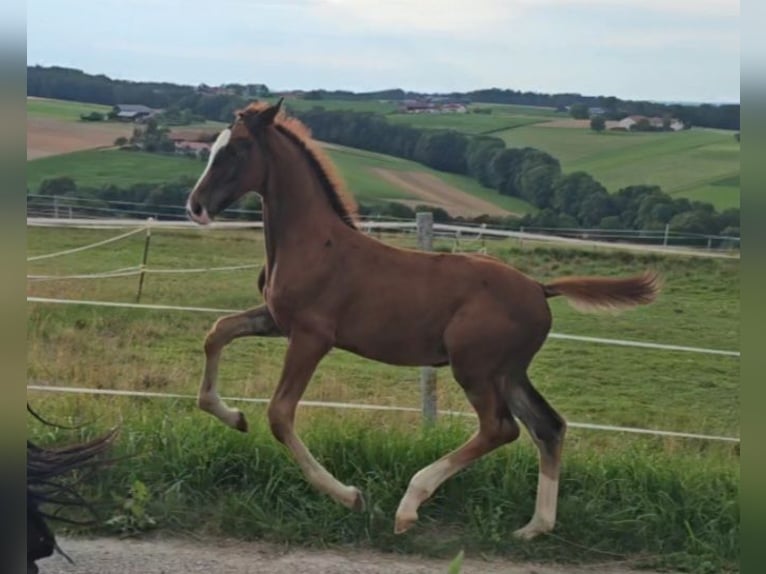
[309,0,738,35]
[308,0,525,34]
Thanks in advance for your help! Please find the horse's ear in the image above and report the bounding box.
[260,98,283,125]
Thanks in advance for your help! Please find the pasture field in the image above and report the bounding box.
[386,112,547,134]
[326,145,533,214]
[27,97,113,121]
[27,150,206,189]
[495,125,740,209]
[27,225,739,572]
[28,145,534,216]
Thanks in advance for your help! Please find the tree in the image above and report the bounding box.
[569,103,589,119]
[38,177,77,196]
[465,136,505,186]
[669,210,718,235]
[488,147,528,196]
[577,191,617,227]
[114,136,128,146]
[590,116,606,132]
[517,152,561,209]
[599,215,623,229]
[552,171,605,218]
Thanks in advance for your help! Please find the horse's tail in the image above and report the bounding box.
[27,404,118,570]
[541,271,661,313]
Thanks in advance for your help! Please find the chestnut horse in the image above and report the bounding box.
[185,100,659,539]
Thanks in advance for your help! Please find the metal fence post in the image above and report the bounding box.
[416,212,437,424]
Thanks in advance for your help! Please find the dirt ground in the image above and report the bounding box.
[370,168,515,218]
[39,536,669,574]
[27,117,134,159]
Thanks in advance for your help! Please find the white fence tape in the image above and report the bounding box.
[26,217,740,260]
[28,266,143,281]
[27,226,147,262]
[25,384,740,443]
[26,296,739,358]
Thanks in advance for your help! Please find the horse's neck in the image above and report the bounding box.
[260,133,345,268]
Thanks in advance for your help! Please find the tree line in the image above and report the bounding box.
[29,65,739,130]
[292,108,738,238]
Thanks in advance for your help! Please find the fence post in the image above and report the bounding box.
[53,196,60,219]
[416,212,437,424]
[135,218,154,303]
[663,224,670,247]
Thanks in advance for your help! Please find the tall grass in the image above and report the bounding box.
[30,398,738,573]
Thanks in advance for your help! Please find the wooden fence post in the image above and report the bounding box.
[135,218,153,303]
[416,212,437,424]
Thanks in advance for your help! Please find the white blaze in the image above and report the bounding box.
[192,128,232,191]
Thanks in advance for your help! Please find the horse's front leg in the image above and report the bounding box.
[267,330,365,511]
[198,304,282,431]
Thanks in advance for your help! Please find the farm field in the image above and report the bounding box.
[495,125,740,209]
[27,144,534,217]
[27,149,206,189]
[27,96,113,121]
[27,224,739,572]
[325,145,533,215]
[386,112,547,134]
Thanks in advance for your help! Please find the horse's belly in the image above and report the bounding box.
[334,323,449,367]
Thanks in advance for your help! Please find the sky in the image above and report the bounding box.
[26,0,740,103]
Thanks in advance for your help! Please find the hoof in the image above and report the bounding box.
[513,519,553,541]
[348,487,366,512]
[393,510,418,534]
[234,411,248,433]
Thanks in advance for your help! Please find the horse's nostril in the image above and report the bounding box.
[189,202,203,217]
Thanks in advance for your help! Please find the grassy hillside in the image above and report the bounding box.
[27,97,112,121]
[325,145,533,213]
[27,150,206,189]
[495,125,740,209]
[28,145,534,215]
[27,96,740,212]
[386,112,547,134]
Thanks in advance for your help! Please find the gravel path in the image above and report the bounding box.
[39,536,667,574]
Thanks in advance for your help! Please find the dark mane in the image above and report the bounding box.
[241,102,358,228]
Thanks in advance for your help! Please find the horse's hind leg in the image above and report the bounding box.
[198,304,282,431]
[504,372,567,540]
[394,378,520,534]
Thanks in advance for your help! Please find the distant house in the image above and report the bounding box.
[398,99,466,114]
[617,115,645,130]
[444,103,467,113]
[174,140,211,157]
[588,106,606,117]
[618,114,685,132]
[111,104,160,122]
[668,119,685,131]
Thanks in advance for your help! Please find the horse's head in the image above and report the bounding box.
[186,99,283,225]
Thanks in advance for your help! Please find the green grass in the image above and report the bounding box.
[478,103,563,117]
[27,97,112,121]
[27,143,534,215]
[26,227,740,572]
[495,126,740,209]
[27,149,205,189]
[29,398,739,573]
[326,145,533,214]
[277,97,399,114]
[27,227,739,436]
[387,113,547,135]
